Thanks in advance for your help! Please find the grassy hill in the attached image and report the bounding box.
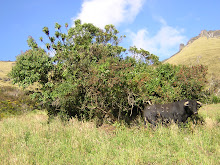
[0,61,15,87]
[0,61,39,90]
[165,36,220,81]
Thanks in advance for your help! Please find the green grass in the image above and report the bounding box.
[0,104,220,165]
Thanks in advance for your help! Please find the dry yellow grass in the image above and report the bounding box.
[0,61,16,87]
[0,61,41,90]
[199,103,220,123]
[165,37,220,80]
[0,105,219,165]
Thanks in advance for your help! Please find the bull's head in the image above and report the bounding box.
[184,100,202,114]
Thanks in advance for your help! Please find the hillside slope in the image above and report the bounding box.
[165,35,220,81]
[0,61,15,87]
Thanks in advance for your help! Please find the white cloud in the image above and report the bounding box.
[74,0,145,28]
[130,19,187,60]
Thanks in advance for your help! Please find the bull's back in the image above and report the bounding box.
[143,101,185,116]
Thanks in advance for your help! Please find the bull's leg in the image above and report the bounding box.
[145,116,157,127]
[144,117,147,125]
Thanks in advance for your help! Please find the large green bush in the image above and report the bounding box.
[10,20,208,124]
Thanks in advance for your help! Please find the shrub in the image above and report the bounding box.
[9,20,208,124]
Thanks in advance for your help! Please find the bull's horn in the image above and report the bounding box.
[196,101,202,105]
[184,101,189,106]
[146,100,152,105]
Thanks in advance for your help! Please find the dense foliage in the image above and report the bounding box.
[10,20,208,124]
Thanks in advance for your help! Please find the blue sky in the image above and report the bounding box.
[1,0,219,61]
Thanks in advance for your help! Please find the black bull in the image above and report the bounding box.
[143,100,202,125]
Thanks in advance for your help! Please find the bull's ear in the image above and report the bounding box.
[197,101,202,107]
[184,101,189,106]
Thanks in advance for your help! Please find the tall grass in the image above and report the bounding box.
[0,105,220,165]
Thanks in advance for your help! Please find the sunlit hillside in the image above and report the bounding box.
[0,61,39,90]
[0,61,15,87]
[165,36,220,80]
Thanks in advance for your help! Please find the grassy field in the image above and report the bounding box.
[0,104,219,165]
[165,37,220,81]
